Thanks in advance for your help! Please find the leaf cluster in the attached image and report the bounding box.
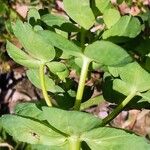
[1,0,150,149]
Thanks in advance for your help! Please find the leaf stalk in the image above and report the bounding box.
[74,56,91,110]
[39,64,52,107]
[68,136,81,150]
[101,91,136,126]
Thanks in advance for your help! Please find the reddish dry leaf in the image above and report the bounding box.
[130,6,141,16]
[90,24,105,33]
[56,0,64,11]
[118,2,131,15]
[12,3,28,18]
[111,0,117,4]
[142,0,150,5]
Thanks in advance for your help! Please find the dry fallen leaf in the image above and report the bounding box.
[119,2,131,15]
[130,6,141,16]
[12,3,28,18]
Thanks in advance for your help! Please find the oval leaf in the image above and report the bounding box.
[42,107,102,135]
[1,115,66,146]
[27,8,40,23]
[38,30,82,57]
[113,79,133,96]
[41,14,70,27]
[95,0,112,13]
[82,127,149,150]
[103,8,121,29]
[7,41,41,68]
[80,95,105,110]
[46,61,69,80]
[102,16,141,39]
[63,0,95,29]
[15,102,44,121]
[27,69,64,93]
[13,20,55,61]
[26,144,68,150]
[118,62,150,93]
[139,90,150,103]
[84,41,132,66]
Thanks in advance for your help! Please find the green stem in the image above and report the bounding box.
[74,57,91,110]
[101,91,136,126]
[68,136,81,150]
[39,64,52,107]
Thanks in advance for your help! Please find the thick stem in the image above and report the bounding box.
[101,91,136,126]
[74,57,91,110]
[68,136,81,150]
[39,64,52,107]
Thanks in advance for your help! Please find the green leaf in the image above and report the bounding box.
[63,0,95,29]
[82,127,149,150]
[80,95,105,110]
[26,144,68,150]
[15,102,44,120]
[13,20,55,62]
[6,41,41,68]
[103,9,121,29]
[27,8,40,22]
[0,3,7,16]
[138,90,150,102]
[38,30,82,57]
[113,79,133,96]
[42,107,102,135]
[84,41,132,66]
[135,38,150,56]
[1,115,66,146]
[102,73,126,104]
[46,61,69,80]
[95,0,112,13]
[108,66,119,77]
[103,16,141,39]
[41,14,70,27]
[118,62,150,93]
[41,14,79,32]
[33,25,43,31]
[27,69,64,93]
[145,57,150,72]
